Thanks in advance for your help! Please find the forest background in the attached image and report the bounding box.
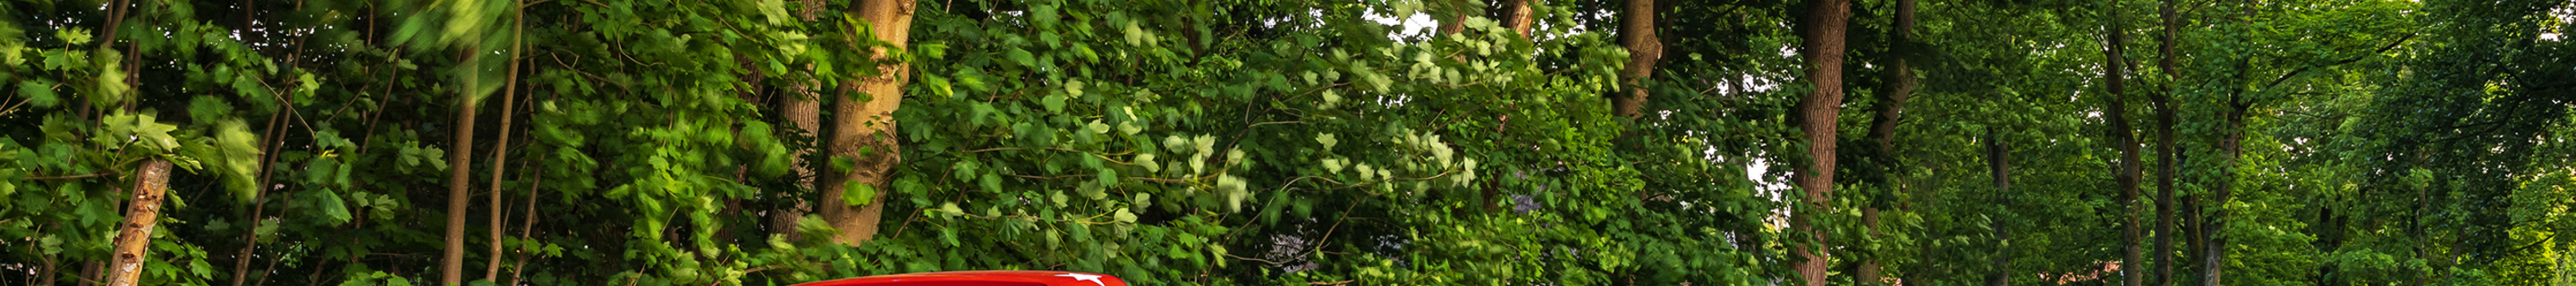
[3,0,2572,285]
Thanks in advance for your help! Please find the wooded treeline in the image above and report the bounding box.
[2,0,2571,285]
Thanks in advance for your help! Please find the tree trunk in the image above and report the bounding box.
[39,252,56,286]
[1792,0,1852,283]
[774,0,828,242]
[2151,0,2180,282]
[1871,0,1917,172]
[819,0,917,245]
[89,3,165,286]
[2183,189,2203,286]
[230,46,296,284]
[102,160,174,286]
[2204,107,2241,286]
[2104,6,2146,285]
[1858,0,1913,283]
[2393,152,2422,286]
[2205,2,2262,283]
[1614,0,1661,119]
[80,262,100,286]
[1436,0,1468,35]
[1503,0,1538,38]
[1985,128,2013,286]
[483,7,527,282]
[232,70,292,286]
[442,46,483,286]
[507,156,547,286]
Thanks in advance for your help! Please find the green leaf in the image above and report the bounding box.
[1321,89,1342,109]
[1317,133,1337,151]
[1135,154,1160,173]
[1031,4,1059,29]
[1123,21,1145,46]
[94,62,129,105]
[305,157,340,185]
[1189,153,1208,174]
[1095,169,1118,189]
[1133,194,1159,215]
[938,202,963,216]
[1192,135,1216,156]
[298,72,321,95]
[207,119,259,198]
[100,112,137,143]
[606,184,634,199]
[1043,93,1067,114]
[253,216,280,238]
[314,189,352,224]
[832,156,859,173]
[919,73,954,97]
[955,69,990,92]
[128,114,179,152]
[979,173,1002,193]
[1006,48,1036,67]
[894,177,927,198]
[756,0,792,25]
[1065,80,1086,97]
[16,80,57,108]
[917,43,947,60]
[1116,120,1144,136]
[843,181,877,206]
[55,27,91,46]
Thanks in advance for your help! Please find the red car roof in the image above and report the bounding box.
[791,271,1128,286]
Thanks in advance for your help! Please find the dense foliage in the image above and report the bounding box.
[1,0,2570,285]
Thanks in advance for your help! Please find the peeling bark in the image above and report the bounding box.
[103,160,174,286]
[820,0,918,245]
[1504,0,1538,38]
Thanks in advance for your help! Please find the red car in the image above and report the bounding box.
[792,271,1129,286]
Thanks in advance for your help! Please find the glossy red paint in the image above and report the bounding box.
[792,271,1128,286]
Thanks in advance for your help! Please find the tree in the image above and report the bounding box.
[1,1,2561,286]
[1792,0,1852,283]
[481,5,529,282]
[819,0,918,245]
[2101,1,2145,284]
[1614,0,1661,119]
[1858,0,1917,282]
[2151,0,2182,282]
[440,23,484,286]
[1985,127,2014,286]
[1504,0,1539,38]
[775,0,830,242]
[101,160,173,286]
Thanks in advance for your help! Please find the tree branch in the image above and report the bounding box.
[30,173,113,180]
[2264,33,2415,89]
